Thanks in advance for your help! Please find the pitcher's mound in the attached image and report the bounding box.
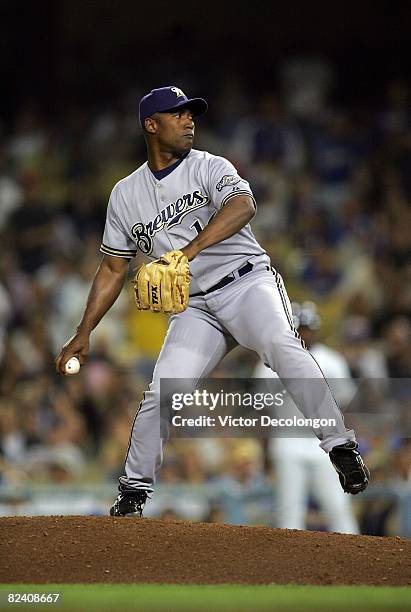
[1,517,410,585]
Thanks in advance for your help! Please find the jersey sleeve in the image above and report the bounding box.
[100,184,137,259]
[208,155,256,209]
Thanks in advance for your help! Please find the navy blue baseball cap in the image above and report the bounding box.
[139,86,208,127]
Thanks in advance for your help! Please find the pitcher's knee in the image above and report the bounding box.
[261,332,306,371]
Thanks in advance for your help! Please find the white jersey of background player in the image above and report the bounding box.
[254,302,359,534]
[56,86,369,517]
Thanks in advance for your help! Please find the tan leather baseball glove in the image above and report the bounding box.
[133,250,190,314]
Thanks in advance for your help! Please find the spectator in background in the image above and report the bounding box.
[280,56,334,121]
[0,401,27,478]
[310,111,365,216]
[340,316,388,379]
[0,145,23,231]
[382,317,411,378]
[8,172,55,274]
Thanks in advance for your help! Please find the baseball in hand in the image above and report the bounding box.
[65,356,81,375]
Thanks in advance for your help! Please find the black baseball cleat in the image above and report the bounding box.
[329,441,370,495]
[110,485,147,517]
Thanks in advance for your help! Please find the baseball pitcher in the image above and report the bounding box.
[55,86,370,517]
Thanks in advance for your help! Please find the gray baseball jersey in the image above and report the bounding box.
[100,147,356,498]
[100,149,269,293]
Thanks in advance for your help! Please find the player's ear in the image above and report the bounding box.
[144,117,157,134]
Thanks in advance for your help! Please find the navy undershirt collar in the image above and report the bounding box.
[149,152,189,180]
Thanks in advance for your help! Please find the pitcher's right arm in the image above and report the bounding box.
[55,254,129,375]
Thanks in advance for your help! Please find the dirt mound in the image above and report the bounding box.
[1,517,410,585]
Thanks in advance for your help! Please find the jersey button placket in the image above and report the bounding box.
[155,182,164,202]
[155,182,175,250]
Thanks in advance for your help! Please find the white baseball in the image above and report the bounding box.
[65,356,81,375]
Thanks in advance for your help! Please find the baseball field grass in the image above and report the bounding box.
[1,584,410,611]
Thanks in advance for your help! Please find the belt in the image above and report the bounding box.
[191,262,254,297]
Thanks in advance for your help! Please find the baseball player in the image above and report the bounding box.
[55,86,370,517]
[255,302,360,533]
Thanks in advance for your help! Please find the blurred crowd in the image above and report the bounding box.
[1,60,411,534]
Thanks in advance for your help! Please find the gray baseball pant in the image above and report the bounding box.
[120,265,355,495]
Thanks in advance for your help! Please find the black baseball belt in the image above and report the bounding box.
[191,261,254,297]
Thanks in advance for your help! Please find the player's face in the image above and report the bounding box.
[152,108,195,155]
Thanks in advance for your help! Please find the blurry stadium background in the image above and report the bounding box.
[1,1,411,535]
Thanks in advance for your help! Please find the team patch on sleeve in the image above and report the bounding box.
[216,174,242,192]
